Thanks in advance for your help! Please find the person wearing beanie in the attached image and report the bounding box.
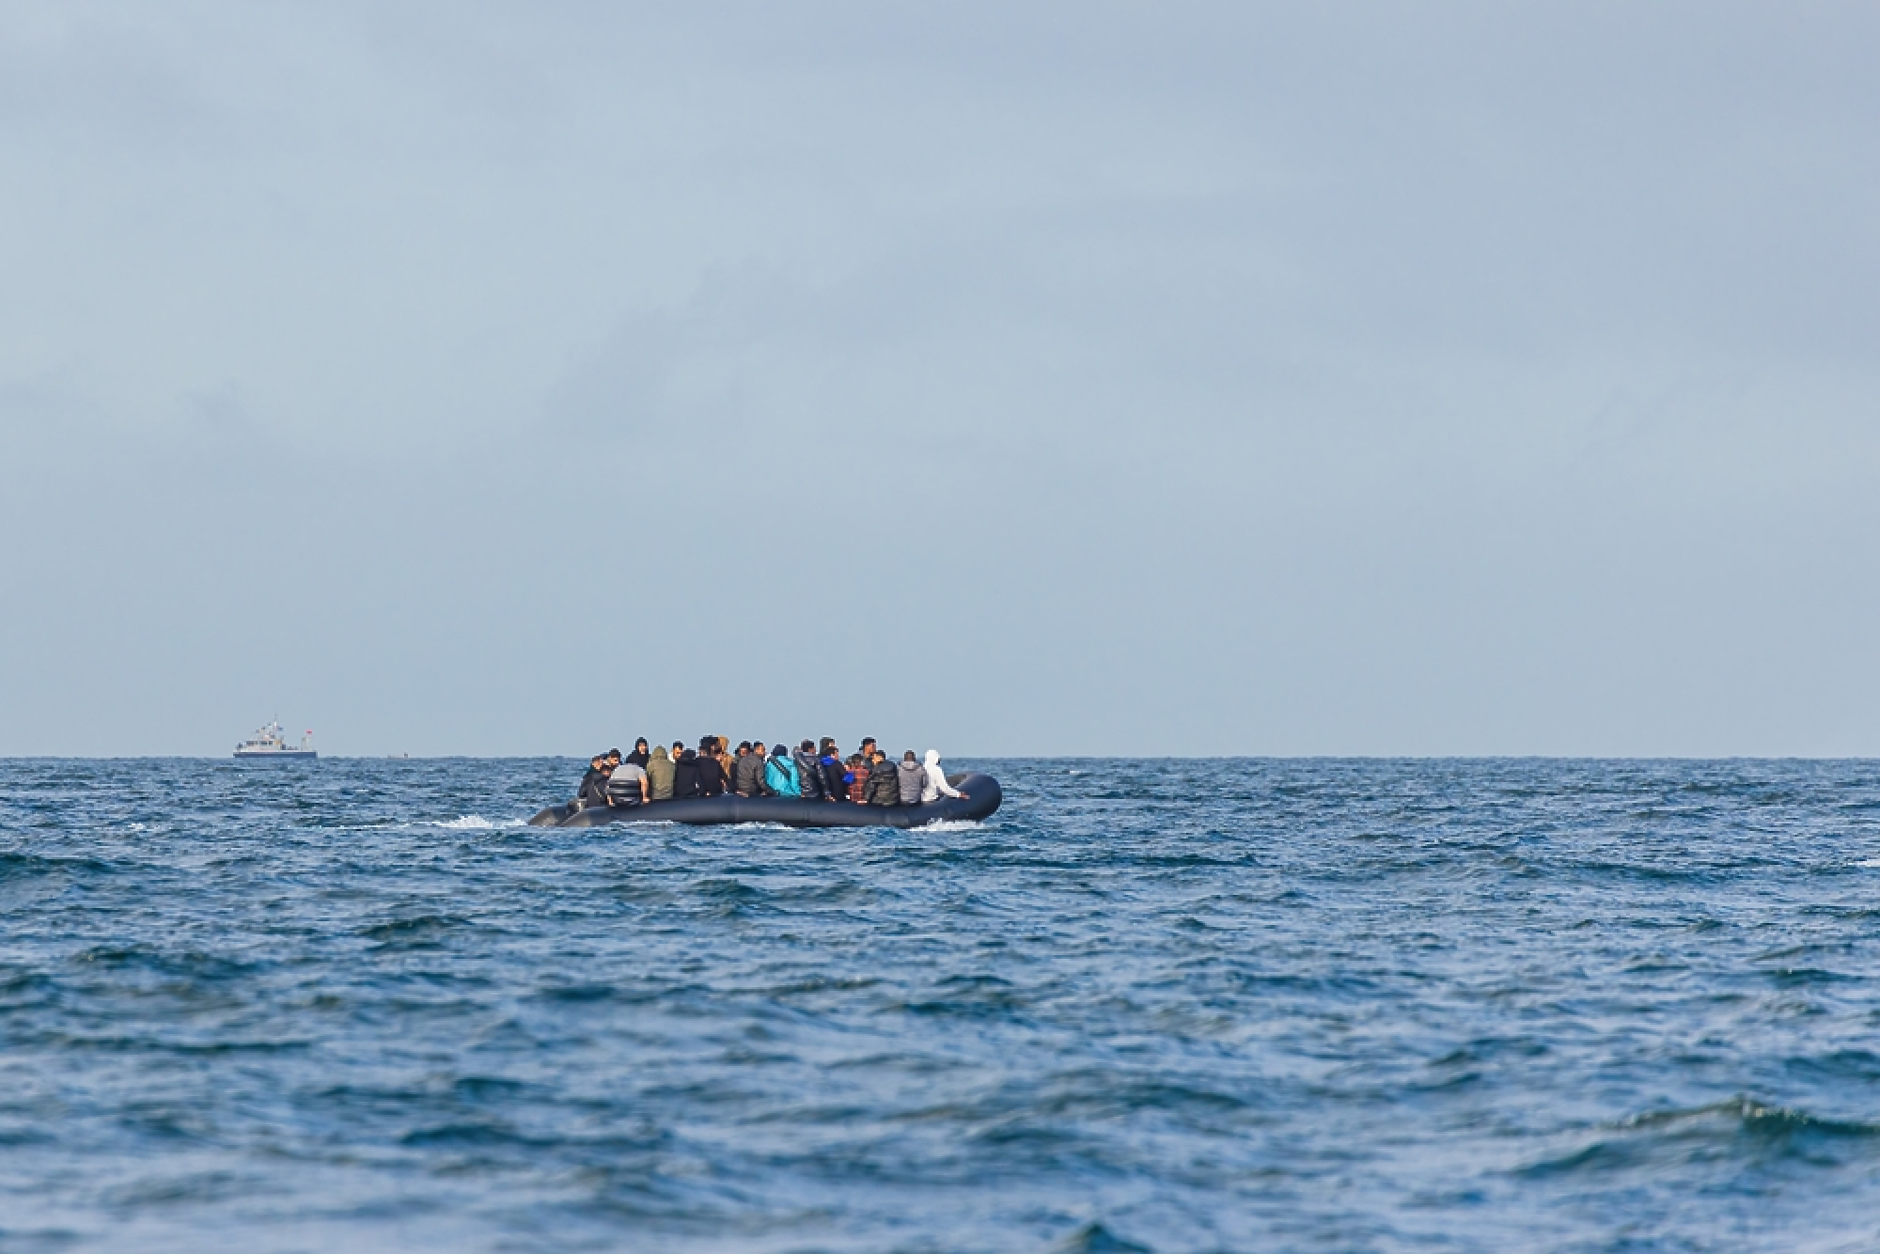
[606,755,648,806]
[896,750,925,805]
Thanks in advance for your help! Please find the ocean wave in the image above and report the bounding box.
[0,850,119,877]
[1517,1097,1880,1179]
[10,755,1880,1250]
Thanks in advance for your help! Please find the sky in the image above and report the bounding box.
[2,1,1878,757]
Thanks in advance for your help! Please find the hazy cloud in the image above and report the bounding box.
[3,1,1878,755]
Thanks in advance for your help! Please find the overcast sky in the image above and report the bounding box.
[2,1,1877,757]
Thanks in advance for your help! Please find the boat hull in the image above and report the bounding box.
[234,750,319,759]
[529,772,1001,829]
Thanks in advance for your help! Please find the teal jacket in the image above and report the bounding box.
[764,755,801,797]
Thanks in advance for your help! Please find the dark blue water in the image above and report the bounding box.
[3,758,1880,1252]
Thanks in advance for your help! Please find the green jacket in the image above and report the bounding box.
[645,747,675,800]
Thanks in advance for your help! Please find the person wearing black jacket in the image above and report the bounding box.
[696,738,728,797]
[819,740,847,802]
[672,748,702,799]
[793,740,826,801]
[865,752,900,805]
[625,738,651,768]
[576,751,617,810]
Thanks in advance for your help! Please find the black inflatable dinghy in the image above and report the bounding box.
[528,772,1002,829]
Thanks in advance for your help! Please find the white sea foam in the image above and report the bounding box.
[435,815,516,830]
[1855,858,1880,868]
[915,819,984,832]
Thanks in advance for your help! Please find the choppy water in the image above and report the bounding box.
[3,757,1880,1252]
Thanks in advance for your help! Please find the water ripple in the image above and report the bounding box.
[2,756,1880,1250]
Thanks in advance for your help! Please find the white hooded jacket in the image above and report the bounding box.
[921,749,964,803]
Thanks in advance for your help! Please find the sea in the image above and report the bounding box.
[2,756,1879,1253]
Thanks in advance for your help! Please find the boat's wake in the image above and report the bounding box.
[431,814,528,831]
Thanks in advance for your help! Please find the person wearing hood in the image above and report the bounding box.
[672,747,702,799]
[645,744,675,800]
[793,740,828,801]
[625,738,651,768]
[921,749,968,803]
[696,737,728,797]
[765,743,801,797]
[865,750,901,805]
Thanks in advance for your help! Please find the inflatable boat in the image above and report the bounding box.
[529,772,1002,829]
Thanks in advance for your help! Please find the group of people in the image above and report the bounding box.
[572,737,969,812]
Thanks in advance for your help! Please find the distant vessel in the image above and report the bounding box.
[234,721,317,759]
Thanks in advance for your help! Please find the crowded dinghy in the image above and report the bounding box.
[529,737,1000,829]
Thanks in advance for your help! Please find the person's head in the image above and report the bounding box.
[634,738,649,753]
[903,750,916,763]
[870,749,885,763]
[652,744,668,760]
[671,741,684,755]
[799,739,815,753]
[737,741,752,756]
[590,755,604,768]
[847,753,863,767]
[606,748,622,764]
[772,743,788,758]
[820,737,837,753]
[925,749,940,767]
[859,737,877,756]
[699,736,715,753]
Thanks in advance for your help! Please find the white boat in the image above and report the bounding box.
[234,721,318,759]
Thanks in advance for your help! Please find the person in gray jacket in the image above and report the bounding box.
[605,758,648,806]
[732,743,770,796]
[896,750,925,805]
